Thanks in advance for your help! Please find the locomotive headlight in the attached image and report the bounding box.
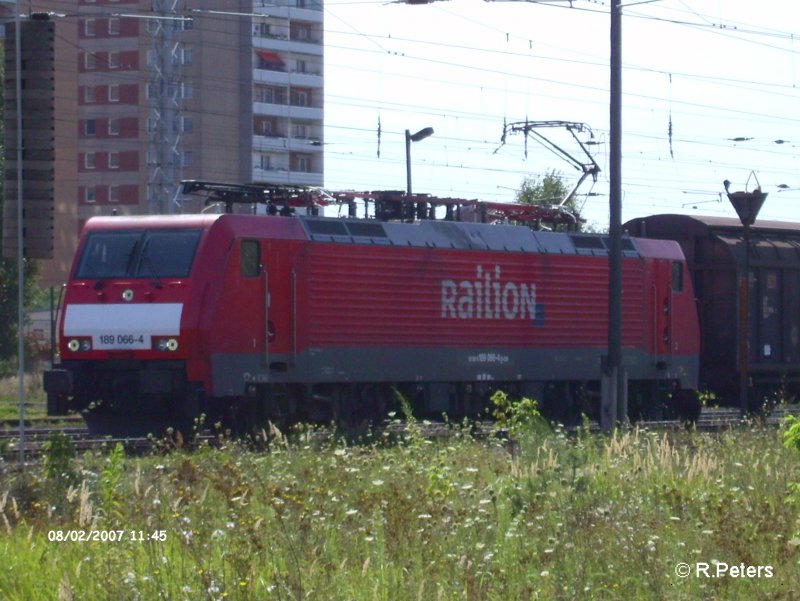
[67,338,92,352]
[155,337,179,352]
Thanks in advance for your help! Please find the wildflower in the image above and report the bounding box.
[212,529,224,540]
[372,479,384,486]
[182,586,192,594]
[417,513,432,520]
[345,509,358,516]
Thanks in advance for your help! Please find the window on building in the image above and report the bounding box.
[109,51,120,69]
[182,47,193,65]
[182,116,193,133]
[181,82,193,99]
[85,187,96,203]
[294,154,311,172]
[259,154,271,170]
[294,90,308,106]
[295,60,306,74]
[110,186,120,203]
[84,53,96,70]
[182,151,193,167]
[84,86,96,103]
[108,118,120,136]
[109,152,119,169]
[84,19,96,36]
[85,119,96,136]
[258,120,273,135]
[108,17,120,35]
[85,153,96,170]
[292,25,309,41]
[109,85,120,102]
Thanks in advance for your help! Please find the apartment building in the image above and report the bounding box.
[2,0,323,286]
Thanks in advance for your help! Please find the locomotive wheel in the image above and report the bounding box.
[669,388,702,425]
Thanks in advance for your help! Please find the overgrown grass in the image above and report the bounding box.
[0,374,46,420]
[2,421,800,600]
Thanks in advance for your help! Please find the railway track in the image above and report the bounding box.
[2,406,797,463]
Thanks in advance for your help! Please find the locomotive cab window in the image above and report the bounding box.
[240,240,261,277]
[76,229,202,279]
[671,261,683,292]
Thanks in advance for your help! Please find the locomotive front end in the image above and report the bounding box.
[44,216,214,435]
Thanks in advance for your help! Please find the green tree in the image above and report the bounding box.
[516,169,583,232]
[0,259,40,365]
[0,44,42,368]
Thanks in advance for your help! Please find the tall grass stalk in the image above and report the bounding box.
[1,425,798,600]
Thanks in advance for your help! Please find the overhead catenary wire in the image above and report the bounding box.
[14,0,800,221]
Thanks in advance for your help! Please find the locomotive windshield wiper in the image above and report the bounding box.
[139,250,163,289]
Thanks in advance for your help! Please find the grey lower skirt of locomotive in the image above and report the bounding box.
[44,358,704,437]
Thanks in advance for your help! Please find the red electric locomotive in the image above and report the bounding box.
[44,185,701,435]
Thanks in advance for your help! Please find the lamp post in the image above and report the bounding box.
[405,126,434,201]
[726,186,767,416]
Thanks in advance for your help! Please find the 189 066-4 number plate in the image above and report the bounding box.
[94,333,150,350]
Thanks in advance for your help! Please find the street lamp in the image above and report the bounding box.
[725,180,767,416]
[405,126,434,202]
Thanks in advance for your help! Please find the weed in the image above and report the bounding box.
[490,390,550,440]
[99,442,125,524]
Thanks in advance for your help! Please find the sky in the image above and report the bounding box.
[321,0,800,229]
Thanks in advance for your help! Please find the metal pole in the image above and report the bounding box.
[739,224,750,415]
[405,129,412,199]
[15,6,26,463]
[602,0,624,431]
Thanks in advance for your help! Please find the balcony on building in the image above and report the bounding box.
[253,19,323,57]
[253,0,323,24]
[252,154,323,187]
[253,50,322,88]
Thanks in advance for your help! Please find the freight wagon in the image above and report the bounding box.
[625,214,800,409]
